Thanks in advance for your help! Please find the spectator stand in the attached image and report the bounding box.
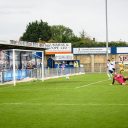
[0,40,46,86]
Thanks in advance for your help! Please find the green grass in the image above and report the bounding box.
[0,73,128,128]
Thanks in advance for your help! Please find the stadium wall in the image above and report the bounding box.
[74,54,128,72]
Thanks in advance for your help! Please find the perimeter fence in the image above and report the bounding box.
[0,63,121,84]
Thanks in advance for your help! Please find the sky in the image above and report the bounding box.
[0,0,128,42]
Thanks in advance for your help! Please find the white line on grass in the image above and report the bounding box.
[75,79,108,89]
[1,103,128,106]
[51,103,128,106]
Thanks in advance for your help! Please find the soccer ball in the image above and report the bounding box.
[66,75,69,79]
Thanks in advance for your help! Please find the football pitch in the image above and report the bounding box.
[0,73,128,128]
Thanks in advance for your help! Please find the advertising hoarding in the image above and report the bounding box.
[73,47,110,54]
[45,43,72,54]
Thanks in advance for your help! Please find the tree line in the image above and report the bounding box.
[20,20,128,47]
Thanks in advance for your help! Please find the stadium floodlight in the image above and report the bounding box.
[13,49,16,86]
[105,0,109,60]
[41,51,44,81]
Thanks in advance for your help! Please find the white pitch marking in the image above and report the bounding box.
[0,102,128,106]
[75,79,109,89]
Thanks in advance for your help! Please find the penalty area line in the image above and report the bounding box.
[1,103,128,106]
[75,79,109,89]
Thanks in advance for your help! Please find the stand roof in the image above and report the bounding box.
[0,40,46,51]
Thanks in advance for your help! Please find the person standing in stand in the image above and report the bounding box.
[61,62,65,71]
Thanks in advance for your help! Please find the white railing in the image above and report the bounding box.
[0,67,85,84]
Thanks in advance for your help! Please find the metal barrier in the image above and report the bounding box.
[0,67,85,84]
[83,63,106,72]
[0,63,122,84]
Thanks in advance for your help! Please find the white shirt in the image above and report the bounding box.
[107,62,113,71]
[111,61,115,69]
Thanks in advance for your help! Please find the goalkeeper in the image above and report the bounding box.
[112,72,128,85]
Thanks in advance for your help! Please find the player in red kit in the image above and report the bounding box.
[112,73,128,85]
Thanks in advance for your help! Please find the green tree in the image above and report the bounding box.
[20,20,52,42]
[79,30,87,39]
[51,25,75,42]
[108,41,127,47]
[73,30,96,47]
